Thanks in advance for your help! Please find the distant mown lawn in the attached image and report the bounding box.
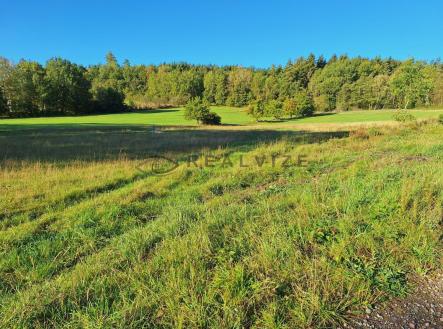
[1,107,443,127]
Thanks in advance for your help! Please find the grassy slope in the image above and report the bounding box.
[0,122,442,328]
[0,107,253,126]
[292,108,443,123]
[1,107,443,127]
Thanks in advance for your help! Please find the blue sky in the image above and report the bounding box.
[1,0,442,67]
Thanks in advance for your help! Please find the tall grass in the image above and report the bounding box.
[0,123,442,328]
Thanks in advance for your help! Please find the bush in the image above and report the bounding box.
[201,112,221,125]
[393,110,416,122]
[185,97,221,125]
[438,114,443,124]
[184,97,210,123]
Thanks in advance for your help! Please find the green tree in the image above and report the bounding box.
[336,83,354,111]
[92,87,125,113]
[284,91,315,118]
[226,67,252,106]
[2,60,45,116]
[44,58,91,115]
[106,51,118,67]
[144,64,204,107]
[179,69,204,102]
[87,54,131,111]
[390,60,433,109]
[293,90,315,117]
[214,70,228,105]
[284,54,316,90]
[121,61,148,96]
[283,98,297,118]
[0,58,12,115]
[316,55,327,69]
[203,70,217,103]
[88,53,124,93]
[204,69,227,105]
[2,54,442,118]
[251,71,267,101]
[309,57,361,111]
[264,99,283,120]
[368,74,392,109]
[430,68,443,106]
[264,66,280,101]
[0,87,6,115]
[120,62,149,108]
[247,100,265,121]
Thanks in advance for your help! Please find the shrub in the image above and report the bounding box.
[184,97,210,124]
[438,114,443,124]
[201,112,221,125]
[393,110,416,122]
[185,97,221,125]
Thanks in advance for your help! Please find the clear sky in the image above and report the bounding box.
[1,0,442,67]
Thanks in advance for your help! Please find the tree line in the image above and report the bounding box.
[1,52,443,118]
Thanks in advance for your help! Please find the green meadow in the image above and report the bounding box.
[0,111,442,327]
[4,2,443,327]
[1,107,443,127]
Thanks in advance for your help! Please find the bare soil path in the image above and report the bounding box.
[347,272,443,329]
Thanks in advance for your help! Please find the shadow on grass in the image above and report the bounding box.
[126,108,181,114]
[256,112,337,124]
[284,112,337,122]
[0,108,181,120]
[0,124,349,163]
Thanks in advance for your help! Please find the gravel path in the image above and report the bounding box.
[346,272,443,329]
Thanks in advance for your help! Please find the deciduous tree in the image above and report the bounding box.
[390,60,433,109]
[44,58,91,115]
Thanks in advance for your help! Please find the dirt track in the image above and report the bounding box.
[346,272,443,329]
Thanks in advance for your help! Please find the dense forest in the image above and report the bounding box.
[1,52,443,118]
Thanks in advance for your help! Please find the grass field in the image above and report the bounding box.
[1,107,443,127]
[0,114,442,327]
